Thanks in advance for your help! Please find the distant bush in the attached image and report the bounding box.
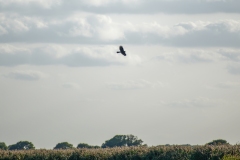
[77,143,100,149]
[54,142,74,149]
[206,139,229,145]
[8,141,35,150]
[102,134,143,148]
[0,142,7,150]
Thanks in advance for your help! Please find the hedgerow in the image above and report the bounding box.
[0,145,239,160]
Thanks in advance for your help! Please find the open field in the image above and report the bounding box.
[1,145,240,160]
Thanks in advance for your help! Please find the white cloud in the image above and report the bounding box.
[67,15,126,41]
[0,0,62,9]
[96,19,125,41]
[39,45,71,58]
[218,49,240,62]
[0,14,48,34]
[206,20,240,33]
[0,44,30,54]
[106,79,165,90]
[0,0,239,14]
[176,20,240,33]
[216,81,240,89]
[83,0,141,6]
[0,13,239,47]
[82,0,112,6]
[0,44,142,67]
[68,18,93,38]
[4,70,46,81]
[153,49,217,64]
[166,97,226,108]
[136,22,187,38]
[152,48,240,64]
[0,25,8,35]
[227,64,240,75]
[62,82,80,89]
[2,44,240,67]
[7,19,29,33]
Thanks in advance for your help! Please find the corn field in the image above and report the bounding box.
[0,145,240,160]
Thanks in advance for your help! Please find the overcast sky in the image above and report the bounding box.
[0,0,240,149]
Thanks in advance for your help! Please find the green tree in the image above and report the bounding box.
[8,141,35,150]
[126,134,144,146]
[101,134,143,148]
[0,142,7,150]
[54,142,74,149]
[77,143,100,149]
[206,139,229,145]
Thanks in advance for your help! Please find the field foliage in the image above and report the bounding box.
[0,145,240,160]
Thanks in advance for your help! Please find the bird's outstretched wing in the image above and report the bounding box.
[119,46,126,56]
[121,51,126,56]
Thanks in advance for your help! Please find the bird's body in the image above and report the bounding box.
[117,45,126,56]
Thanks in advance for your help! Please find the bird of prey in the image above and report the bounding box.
[117,46,126,56]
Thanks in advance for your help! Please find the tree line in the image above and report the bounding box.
[0,134,144,150]
[0,134,229,150]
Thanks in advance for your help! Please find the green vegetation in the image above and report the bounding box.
[0,142,7,150]
[1,138,238,159]
[54,142,74,149]
[223,155,240,160]
[8,141,35,150]
[206,139,229,146]
[0,145,240,160]
[102,134,143,148]
[77,143,100,149]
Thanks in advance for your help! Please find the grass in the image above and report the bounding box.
[223,155,240,160]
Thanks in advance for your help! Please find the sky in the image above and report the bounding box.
[0,0,240,149]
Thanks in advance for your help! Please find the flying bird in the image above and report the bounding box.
[117,46,126,56]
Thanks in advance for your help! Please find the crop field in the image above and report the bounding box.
[1,145,240,160]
